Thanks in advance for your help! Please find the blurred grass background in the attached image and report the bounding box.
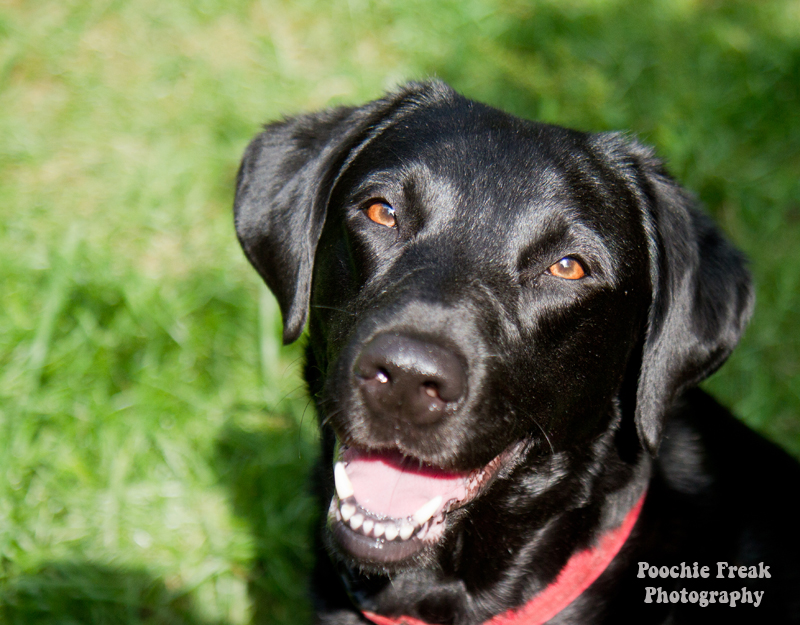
[1,0,798,622]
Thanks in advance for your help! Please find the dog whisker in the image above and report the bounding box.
[530,416,555,458]
[318,406,344,430]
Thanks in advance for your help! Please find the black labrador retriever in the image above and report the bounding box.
[234,81,800,624]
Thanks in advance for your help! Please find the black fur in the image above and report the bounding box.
[234,81,800,624]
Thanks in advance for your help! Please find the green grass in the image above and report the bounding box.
[1,0,798,622]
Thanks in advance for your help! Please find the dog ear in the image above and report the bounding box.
[234,84,445,343]
[234,107,362,344]
[597,135,754,455]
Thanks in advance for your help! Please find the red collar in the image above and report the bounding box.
[362,493,645,625]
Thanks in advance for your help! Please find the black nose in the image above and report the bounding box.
[354,333,467,425]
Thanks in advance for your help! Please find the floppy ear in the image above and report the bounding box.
[598,135,754,454]
[234,84,439,343]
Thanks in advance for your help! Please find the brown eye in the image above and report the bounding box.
[365,202,397,228]
[548,257,586,280]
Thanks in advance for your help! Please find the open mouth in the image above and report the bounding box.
[328,443,523,565]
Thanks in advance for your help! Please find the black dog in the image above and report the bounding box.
[234,81,800,624]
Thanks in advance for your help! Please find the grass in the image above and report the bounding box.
[1,0,798,622]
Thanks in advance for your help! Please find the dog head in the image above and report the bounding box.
[234,81,752,572]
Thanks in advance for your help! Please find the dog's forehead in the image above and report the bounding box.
[361,101,585,188]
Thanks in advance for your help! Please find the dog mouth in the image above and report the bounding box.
[328,442,522,565]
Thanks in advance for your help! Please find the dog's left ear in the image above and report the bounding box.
[595,135,755,455]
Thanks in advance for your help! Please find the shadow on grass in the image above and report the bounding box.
[213,411,318,625]
[0,416,317,625]
[0,561,224,625]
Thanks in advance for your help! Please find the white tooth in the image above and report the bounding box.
[416,524,428,540]
[334,462,354,499]
[350,513,364,530]
[373,523,385,538]
[412,495,442,526]
[399,522,414,541]
[341,502,356,522]
[362,519,374,535]
[384,523,399,541]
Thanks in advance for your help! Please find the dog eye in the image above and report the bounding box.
[365,202,397,228]
[548,257,586,280]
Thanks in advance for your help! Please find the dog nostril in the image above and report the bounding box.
[422,381,440,399]
[375,368,390,384]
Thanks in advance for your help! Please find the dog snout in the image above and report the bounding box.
[354,333,466,426]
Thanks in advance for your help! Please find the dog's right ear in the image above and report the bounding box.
[234,84,444,343]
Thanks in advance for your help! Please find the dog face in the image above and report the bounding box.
[234,82,752,575]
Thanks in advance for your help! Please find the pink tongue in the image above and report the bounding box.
[342,448,470,519]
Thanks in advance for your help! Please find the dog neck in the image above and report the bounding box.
[360,492,645,625]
